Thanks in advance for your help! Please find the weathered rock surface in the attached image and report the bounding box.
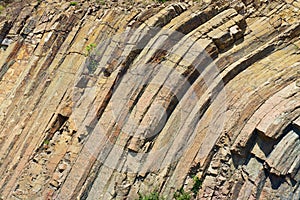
[0,0,299,199]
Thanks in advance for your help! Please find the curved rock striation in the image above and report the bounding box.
[0,0,299,199]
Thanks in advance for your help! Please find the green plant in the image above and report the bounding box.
[174,188,191,200]
[87,58,98,73]
[85,43,96,56]
[70,1,78,6]
[156,0,168,3]
[85,43,97,73]
[43,139,50,145]
[137,191,164,200]
[191,176,202,195]
[0,5,5,14]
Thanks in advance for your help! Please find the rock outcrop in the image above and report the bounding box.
[0,0,299,199]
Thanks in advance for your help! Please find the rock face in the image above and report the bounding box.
[0,0,299,199]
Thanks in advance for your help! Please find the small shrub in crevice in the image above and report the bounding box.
[137,191,163,200]
[87,58,98,73]
[85,43,96,56]
[43,139,50,145]
[191,176,202,196]
[70,1,78,6]
[85,43,97,73]
[173,188,191,200]
[156,0,168,3]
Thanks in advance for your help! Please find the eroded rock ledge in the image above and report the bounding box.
[0,0,299,199]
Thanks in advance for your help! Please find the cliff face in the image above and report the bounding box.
[0,0,299,199]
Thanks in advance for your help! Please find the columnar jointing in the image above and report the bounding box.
[0,0,299,199]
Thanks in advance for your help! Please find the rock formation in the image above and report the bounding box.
[0,0,299,199]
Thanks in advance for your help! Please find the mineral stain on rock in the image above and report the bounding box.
[0,0,299,199]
